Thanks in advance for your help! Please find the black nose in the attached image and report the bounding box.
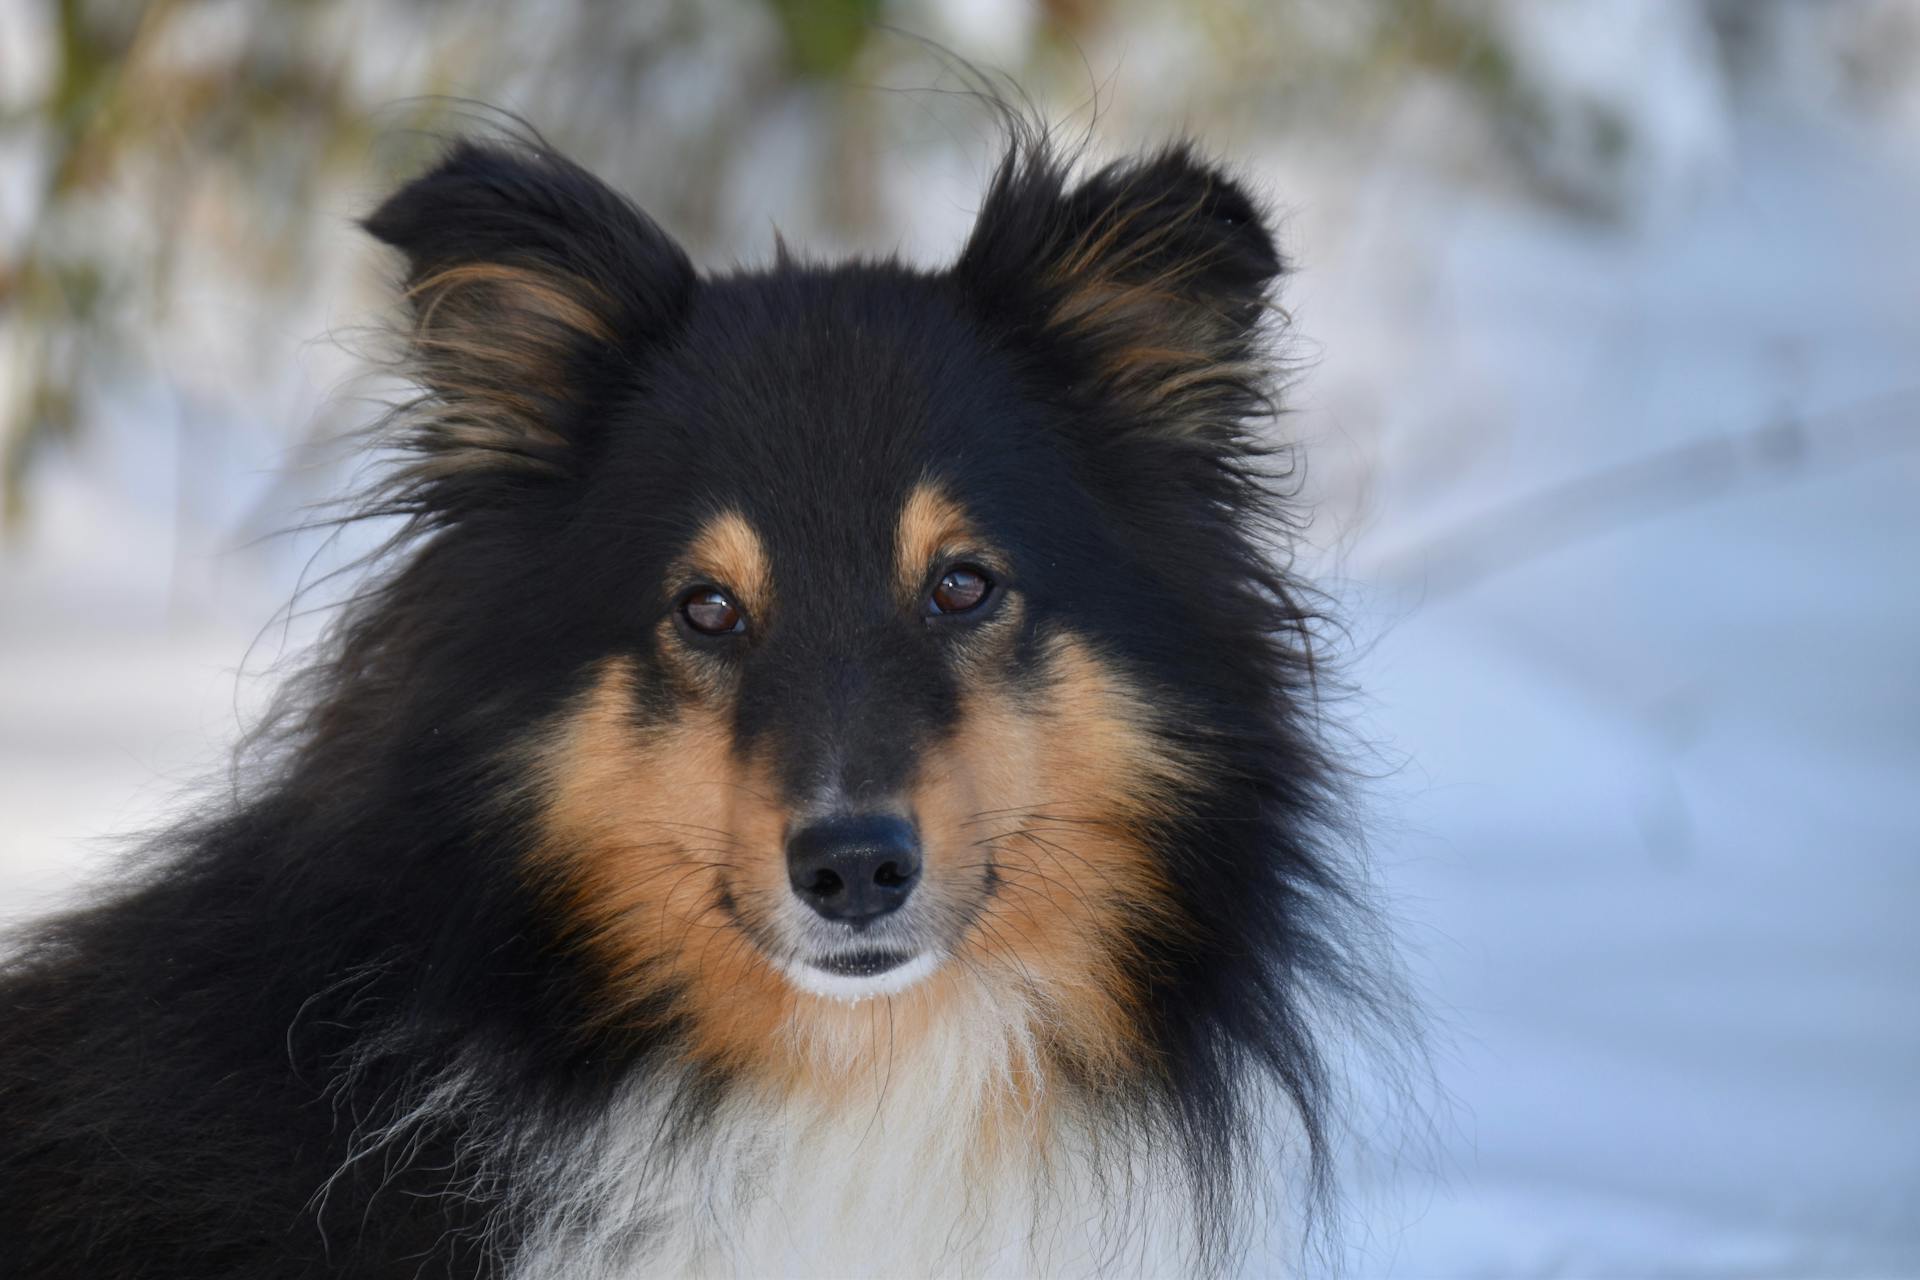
[786,815,921,925]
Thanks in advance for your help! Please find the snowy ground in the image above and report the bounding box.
[1313,109,1920,1275]
[4,96,1918,1278]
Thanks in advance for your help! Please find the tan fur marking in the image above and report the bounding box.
[390,261,616,481]
[535,633,1195,1117]
[913,632,1197,1087]
[534,659,797,1072]
[680,511,773,620]
[536,662,980,1092]
[894,483,977,600]
[1037,181,1268,441]
[410,262,614,345]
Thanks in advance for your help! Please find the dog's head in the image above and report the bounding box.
[356,136,1323,1092]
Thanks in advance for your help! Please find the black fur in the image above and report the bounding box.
[0,127,1390,1277]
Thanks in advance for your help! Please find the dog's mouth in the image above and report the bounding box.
[779,947,942,1002]
[813,948,912,976]
[716,870,985,1003]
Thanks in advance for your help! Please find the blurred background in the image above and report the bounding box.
[2,0,1917,1273]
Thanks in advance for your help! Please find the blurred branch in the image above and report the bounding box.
[1,0,1912,536]
[1372,388,1920,599]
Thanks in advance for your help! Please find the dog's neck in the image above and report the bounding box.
[508,982,1206,1278]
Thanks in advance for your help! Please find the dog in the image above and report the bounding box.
[0,126,1389,1278]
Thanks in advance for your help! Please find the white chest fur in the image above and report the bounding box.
[505,993,1208,1279]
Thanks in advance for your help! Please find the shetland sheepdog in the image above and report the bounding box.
[0,126,1391,1278]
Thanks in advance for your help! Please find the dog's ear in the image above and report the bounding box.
[954,143,1282,442]
[363,141,694,506]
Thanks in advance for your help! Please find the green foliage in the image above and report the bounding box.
[7,0,1821,527]
[767,0,884,78]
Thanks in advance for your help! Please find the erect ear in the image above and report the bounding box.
[953,142,1283,441]
[363,140,694,502]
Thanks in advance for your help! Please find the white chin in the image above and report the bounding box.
[781,951,941,1003]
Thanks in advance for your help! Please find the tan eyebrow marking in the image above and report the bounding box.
[681,510,772,617]
[894,482,979,601]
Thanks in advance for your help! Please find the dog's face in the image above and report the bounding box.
[363,139,1289,1081]
[530,286,1205,1074]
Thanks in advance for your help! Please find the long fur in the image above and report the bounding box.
[0,122,1401,1279]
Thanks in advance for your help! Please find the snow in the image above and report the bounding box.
[1320,111,1920,1274]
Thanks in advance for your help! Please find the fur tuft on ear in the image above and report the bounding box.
[363,140,694,507]
[954,140,1284,442]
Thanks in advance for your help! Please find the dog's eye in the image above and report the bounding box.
[680,588,745,636]
[928,566,992,616]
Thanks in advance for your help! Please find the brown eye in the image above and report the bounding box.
[680,588,744,635]
[929,565,992,616]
